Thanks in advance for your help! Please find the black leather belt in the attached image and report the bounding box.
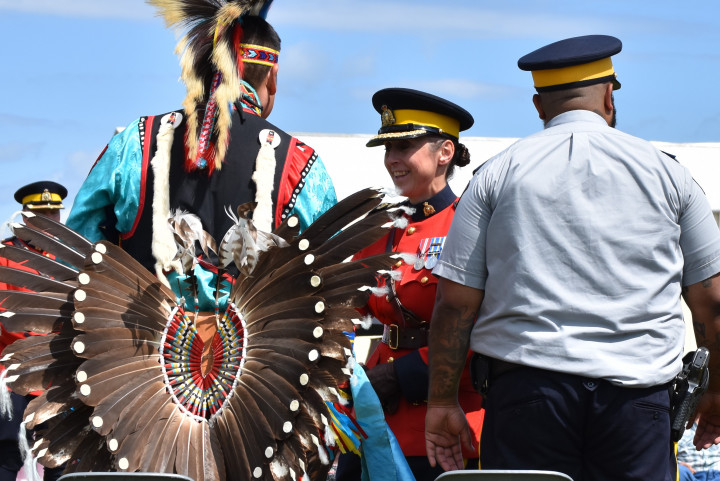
[489,357,523,379]
[381,324,429,350]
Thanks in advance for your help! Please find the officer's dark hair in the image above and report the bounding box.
[240,16,282,90]
[428,136,471,180]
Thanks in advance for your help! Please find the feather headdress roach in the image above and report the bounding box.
[0,187,406,481]
[148,0,276,173]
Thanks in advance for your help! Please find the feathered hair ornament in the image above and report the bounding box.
[148,0,276,173]
[0,188,407,481]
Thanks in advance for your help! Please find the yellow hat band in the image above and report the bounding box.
[531,57,615,89]
[22,192,63,205]
[392,109,460,139]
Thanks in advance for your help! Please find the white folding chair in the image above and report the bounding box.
[435,469,573,481]
[58,473,195,481]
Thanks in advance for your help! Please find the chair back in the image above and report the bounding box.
[58,473,195,481]
[435,470,573,481]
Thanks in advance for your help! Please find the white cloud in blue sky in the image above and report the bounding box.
[0,0,719,222]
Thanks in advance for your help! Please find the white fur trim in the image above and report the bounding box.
[252,130,279,233]
[0,370,11,420]
[150,115,183,287]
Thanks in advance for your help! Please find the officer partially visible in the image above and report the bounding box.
[0,181,67,481]
[424,35,720,481]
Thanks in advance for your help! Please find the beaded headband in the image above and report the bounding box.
[240,43,279,66]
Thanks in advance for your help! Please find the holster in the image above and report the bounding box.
[469,353,524,397]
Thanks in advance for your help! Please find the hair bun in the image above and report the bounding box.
[455,142,471,168]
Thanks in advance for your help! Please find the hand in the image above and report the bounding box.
[366,362,401,414]
[693,391,720,449]
[425,403,474,472]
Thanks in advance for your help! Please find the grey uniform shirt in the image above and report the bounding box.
[435,110,720,387]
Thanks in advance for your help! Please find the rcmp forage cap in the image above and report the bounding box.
[366,88,474,147]
[518,34,622,92]
[14,181,67,210]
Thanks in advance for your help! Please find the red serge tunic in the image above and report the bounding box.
[353,186,484,458]
[0,237,46,395]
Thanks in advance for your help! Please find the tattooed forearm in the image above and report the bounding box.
[427,300,479,403]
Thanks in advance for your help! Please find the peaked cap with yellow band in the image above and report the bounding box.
[366,88,474,147]
[14,180,67,210]
[518,34,622,92]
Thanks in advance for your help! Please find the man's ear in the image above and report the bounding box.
[532,94,546,120]
[604,82,613,114]
[266,63,279,95]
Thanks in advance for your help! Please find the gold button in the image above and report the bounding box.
[407,227,416,235]
[385,295,390,302]
[420,276,429,284]
[387,357,395,363]
[394,260,403,268]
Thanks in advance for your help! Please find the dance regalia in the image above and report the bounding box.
[67,90,336,310]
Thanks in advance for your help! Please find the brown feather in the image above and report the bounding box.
[114,402,176,472]
[0,310,69,334]
[0,266,74,294]
[25,384,85,429]
[77,356,162,408]
[90,376,168,437]
[73,286,173,328]
[21,212,94,256]
[10,223,86,268]
[71,306,166,334]
[0,290,73,311]
[61,429,111,473]
[226,392,274,479]
[236,372,294,441]
[242,296,324,328]
[108,381,172,444]
[142,406,184,473]
[2,330,80,395]
[236,269,322,314]
[0,242,78,281]
[37,405,94,467]
[70,327,159,360]
[294,187,384,249]
[214,404,252,481]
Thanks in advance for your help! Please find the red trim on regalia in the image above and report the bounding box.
[122,115,155,240]
[88,145,109,174]
[274,137,301,228]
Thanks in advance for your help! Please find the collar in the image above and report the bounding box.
[238,80,263,116]
[408,184,456,222]
[545,109,607,129]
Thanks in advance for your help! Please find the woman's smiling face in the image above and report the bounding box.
[383,136,452,204]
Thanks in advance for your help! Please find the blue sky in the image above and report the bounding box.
[1,0,719,226]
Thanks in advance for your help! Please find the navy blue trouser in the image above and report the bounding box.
[0,392,64,481]
[480,366,676,481]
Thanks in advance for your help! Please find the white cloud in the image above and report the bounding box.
[270,1,643,39]
[0,0,154,20]
[400,78,514,100]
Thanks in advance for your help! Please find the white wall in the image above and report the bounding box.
[296,133,720,222]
